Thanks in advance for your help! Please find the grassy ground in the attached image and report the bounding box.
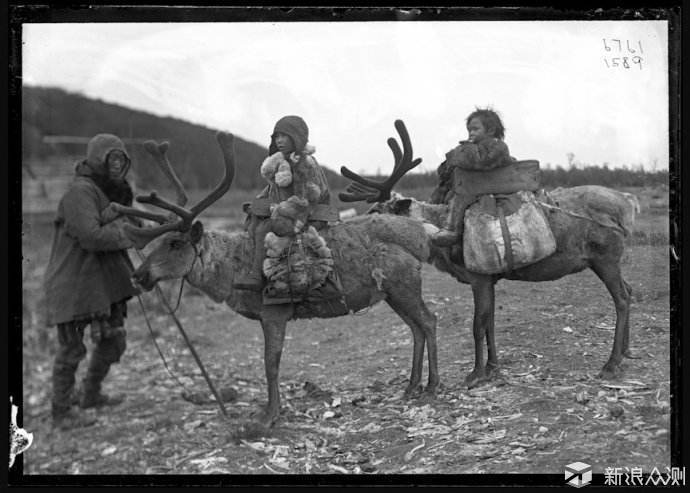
[17,186,672,480]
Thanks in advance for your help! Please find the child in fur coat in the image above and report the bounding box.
[431,108,514,247]
[260,141,324,205]
[234,115,332,292]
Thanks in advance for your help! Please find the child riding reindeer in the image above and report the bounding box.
[233,115,337,292]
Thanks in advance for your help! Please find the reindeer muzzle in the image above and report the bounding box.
[132,269,155,292]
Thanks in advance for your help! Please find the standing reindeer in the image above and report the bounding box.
[114,131,439,433]
[340,121,635,389]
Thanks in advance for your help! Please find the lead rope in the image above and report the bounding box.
[168,243,202,314]
[170,275,185,314]
[136,293,192,392]
[134,247,228,417]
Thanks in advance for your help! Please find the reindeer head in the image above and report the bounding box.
[132,221,205,291]
[114,132,235,291]
[366,192,414,216]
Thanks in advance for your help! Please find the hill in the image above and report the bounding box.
[22,85,350,191]
[21,86,668,206]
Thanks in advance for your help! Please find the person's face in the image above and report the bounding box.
[106,150,129,179]
[273,132,295,155]
[467,117,491,143]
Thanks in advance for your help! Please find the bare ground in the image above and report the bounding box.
[19,241,671,478]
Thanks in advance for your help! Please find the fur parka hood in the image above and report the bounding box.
[74,134,134,206]
[80,133,131,178]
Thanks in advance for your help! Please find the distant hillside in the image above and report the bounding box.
[22,86,667,203]
[22,85,350,191]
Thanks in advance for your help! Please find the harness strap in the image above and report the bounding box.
[249,197,339,222]
[536,200,628,235]
[497,206,515,273]
[170,243,202,314]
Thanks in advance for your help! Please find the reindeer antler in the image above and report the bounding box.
[109,204,170,224]
[339,120,422,203]
[143,140,188,206]
[118,132,236,249]
[110,140,189,227]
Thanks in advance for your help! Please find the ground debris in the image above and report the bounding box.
[21,239,670,475]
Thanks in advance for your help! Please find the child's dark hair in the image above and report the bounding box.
[466,107,505,140]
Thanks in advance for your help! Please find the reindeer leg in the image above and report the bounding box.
[621,280,639,359]
[422,307,440,396]
[387,296,439,398]
[465,279,495,389]
[405,323,425,398]
[590,262,632,379]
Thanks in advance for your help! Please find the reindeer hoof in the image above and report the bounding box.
[232,421,271,440]
[246,404,279,428]
[598,362,622,380]
[623,349,641,359]
[418,389,437,404]
[423,383,439,397]
[486,362,500,379]
[464,369,490,389]
[403,384,424,399]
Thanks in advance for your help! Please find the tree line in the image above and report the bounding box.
[22,86,667,192]
[388,165,668,191]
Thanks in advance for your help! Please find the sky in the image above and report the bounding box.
[22,19,670,175]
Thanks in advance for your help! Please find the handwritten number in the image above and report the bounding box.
[602,40,644,70]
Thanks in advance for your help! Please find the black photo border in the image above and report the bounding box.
[5,1,686,489]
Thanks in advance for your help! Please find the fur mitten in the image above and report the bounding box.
[261,152,293,188]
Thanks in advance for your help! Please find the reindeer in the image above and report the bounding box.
[339,121,636,389]
[114,130,439,433]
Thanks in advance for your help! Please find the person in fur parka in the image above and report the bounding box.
[43,133,140,430]
[257,115,330,207]
[429,108,514,247]
[234,115,331,291]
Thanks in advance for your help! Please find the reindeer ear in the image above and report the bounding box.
[190,221,204,244]
[393,198,413,214]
